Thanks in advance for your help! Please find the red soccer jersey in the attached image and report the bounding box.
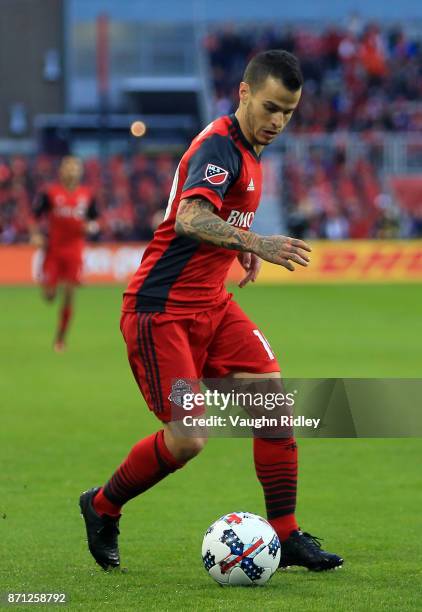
[34,183,97,253]
[123,114,263,314]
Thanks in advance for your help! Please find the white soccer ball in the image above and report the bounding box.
[202,511,281,586]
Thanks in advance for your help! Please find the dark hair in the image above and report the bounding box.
[243,50,303,92]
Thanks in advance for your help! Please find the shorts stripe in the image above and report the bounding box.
[137,313,160,413]
[145,314,164,413]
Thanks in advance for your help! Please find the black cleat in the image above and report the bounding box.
[279,530,343,572]
[79,487,120,571]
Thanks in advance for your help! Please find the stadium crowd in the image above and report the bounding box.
[1,19,421,244]
[282,148,422,239]
[204,21,422,132]
[0,151,420,243]
[1,20,421,244]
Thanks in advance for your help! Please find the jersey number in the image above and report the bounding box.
[253,329,275,360]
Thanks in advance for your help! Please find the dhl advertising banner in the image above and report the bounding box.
[0,241,421,285]
[256,241,422,283]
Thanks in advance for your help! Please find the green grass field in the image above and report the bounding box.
[1,284,422,611]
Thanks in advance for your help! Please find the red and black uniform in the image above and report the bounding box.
[121,114,279,422]
[33,184,97,287]
[96,116,302,549]
[124,114,262,314]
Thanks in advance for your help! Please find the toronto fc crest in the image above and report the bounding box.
[168,379,193,408]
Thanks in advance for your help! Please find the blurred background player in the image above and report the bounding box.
[31,156,98,351]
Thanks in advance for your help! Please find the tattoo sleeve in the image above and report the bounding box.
[175,197,260,253]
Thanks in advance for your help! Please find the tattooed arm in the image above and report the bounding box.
[175,197,311,271]
[175,198,259,252]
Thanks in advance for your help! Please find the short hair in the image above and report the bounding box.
[243,50,303,93]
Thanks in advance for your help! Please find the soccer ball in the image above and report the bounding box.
[202,511,281,586]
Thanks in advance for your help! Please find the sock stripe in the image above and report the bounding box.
[268,504,297,515]
[264,491,297,502]
[267,503,297,512]
[267,506,296,519]
[254,437,298,539]
[118,465,133,486]
[104,462,140,503]
[101,431,184,507]
[256,479,297,490]
[255,466,297,473]
[256,465,297,472]
[265,484,296,498]
[254,460,297,468]
[110,472,127,495]
[104,473,127,503]
[256,472,297,483]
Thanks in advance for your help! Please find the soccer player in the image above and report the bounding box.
[31,156,98,352]
[80,51,343,572]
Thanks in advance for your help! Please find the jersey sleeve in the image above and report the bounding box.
[181,134,241,210]
[32,192,51,218]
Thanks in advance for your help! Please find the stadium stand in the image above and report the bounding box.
[1,150,420,243]
[1,20,421,244]
[204,21,422,132]
[282,150,388,239]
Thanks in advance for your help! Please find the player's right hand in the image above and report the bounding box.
[255,235,311,271]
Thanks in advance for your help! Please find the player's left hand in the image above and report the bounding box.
[237,252,262,288]
[86,220,100,235]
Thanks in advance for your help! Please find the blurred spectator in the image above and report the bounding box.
[282,149,421,239]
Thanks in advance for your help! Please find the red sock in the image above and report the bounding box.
[57,305,72,342]
[95,430,185,513]
[93,488,121,517]
[254,437,299,541]
[269,514,299,542]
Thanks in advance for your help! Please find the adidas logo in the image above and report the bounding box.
[247,178,255,191]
